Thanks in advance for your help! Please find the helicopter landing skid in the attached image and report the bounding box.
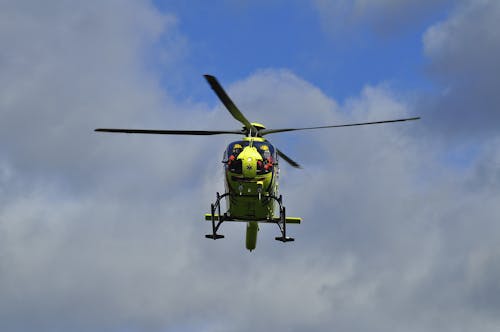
[271,198,295,243]
[275,237,295,242]
[205,192,295,243]
[205,192,230,240]
[205,234,225,239]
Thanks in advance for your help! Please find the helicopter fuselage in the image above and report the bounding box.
[223,137,279,221]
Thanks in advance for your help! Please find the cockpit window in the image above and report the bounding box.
[225,141,248,174]
[254,142,275,175]
[253,142,275,159]
[227,141,247,157]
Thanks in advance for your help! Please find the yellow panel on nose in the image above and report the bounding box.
[239,146,261,178]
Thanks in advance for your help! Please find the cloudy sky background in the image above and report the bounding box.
[1,0,499,331]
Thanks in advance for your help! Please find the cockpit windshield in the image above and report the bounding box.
[224,140,276,175]
[224,141,276,161]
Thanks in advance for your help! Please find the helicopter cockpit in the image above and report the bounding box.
[223,140,276,175]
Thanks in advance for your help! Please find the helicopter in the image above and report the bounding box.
[95,74,419,251]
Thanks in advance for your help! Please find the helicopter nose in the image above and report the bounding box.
[242,156,257,178]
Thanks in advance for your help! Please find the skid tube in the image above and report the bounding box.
[205,192,230,239]
[270,195,295,243]
[205,192,294,243]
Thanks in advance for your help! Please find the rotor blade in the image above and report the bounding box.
[204,74,255,131]
[277,149,301,169]
[94,128,243,135]
[260,117,420,135]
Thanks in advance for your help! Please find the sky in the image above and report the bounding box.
[1,0,500,331]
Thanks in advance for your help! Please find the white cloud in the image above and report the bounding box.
[312,0,451,36]
[423,0,500,70]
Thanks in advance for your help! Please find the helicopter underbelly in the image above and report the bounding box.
[224,171,277,220]
[227,194,274,220]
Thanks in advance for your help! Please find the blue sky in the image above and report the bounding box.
[1,1,500,331]
[152,0,443,102]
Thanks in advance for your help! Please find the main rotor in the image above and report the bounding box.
[95,74,420,168]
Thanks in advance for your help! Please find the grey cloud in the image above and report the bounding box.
[0,1,210,330]
[422,0,500,138]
